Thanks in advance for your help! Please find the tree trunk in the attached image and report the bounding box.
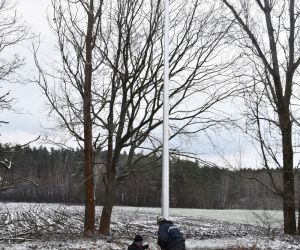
[98,170,116,235]
[282,189,296,234]
[83,0,95,234]
[281,113,296,234]
[298,192,300,234]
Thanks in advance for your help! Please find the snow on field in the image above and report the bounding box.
[119,206,284,227]
[0,203,299,249]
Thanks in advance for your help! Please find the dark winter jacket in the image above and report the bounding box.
[128,243,149,250]
[157,220,186,250]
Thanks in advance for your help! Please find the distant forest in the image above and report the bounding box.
[1,144,299,210]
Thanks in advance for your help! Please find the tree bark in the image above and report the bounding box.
[83,0,95,233]
[98,168,116,235]
[280,112,296,234]
[298,191,300,234]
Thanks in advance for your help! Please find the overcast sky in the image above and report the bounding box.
[0,0,52,145]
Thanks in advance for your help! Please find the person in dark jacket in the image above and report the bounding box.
[157,216,186,250]
[128,234,149,250]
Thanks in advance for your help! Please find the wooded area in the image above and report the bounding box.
[1,144,298,210]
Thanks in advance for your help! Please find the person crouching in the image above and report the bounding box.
[157,216,186,250]
[128,235,149,250]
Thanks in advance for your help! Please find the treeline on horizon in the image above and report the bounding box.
[1,143,298,210]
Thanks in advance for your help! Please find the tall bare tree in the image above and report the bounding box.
[0,0,27,126]
[0,0,28,189]
[221,0,300,234]
[34,0,104,233]
[94,0,237,235]
[35,0,237,235]
[83,0,97,234]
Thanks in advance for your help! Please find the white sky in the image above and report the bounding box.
[0,0,53,145]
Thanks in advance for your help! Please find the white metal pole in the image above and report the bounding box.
[162,0,169,220]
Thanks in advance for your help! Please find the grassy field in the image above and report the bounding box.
[0,203,299,249]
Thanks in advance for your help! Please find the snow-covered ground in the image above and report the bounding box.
[0,203,299,249]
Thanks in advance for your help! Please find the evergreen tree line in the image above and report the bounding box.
[1,144,299,210]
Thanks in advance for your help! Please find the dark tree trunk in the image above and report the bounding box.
[83,0,95,233]
[298,193,300,234]
[98,81,116,235]
[281,112,296,234]
[99,169,116,235]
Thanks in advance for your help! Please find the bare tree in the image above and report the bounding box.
[94,0,237,235]
[221,0,300,234]
[34,0,104,233]
[0,0,27,125]
[35,0,237,236]
[82,0,100,234]
[0,0,30,191]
